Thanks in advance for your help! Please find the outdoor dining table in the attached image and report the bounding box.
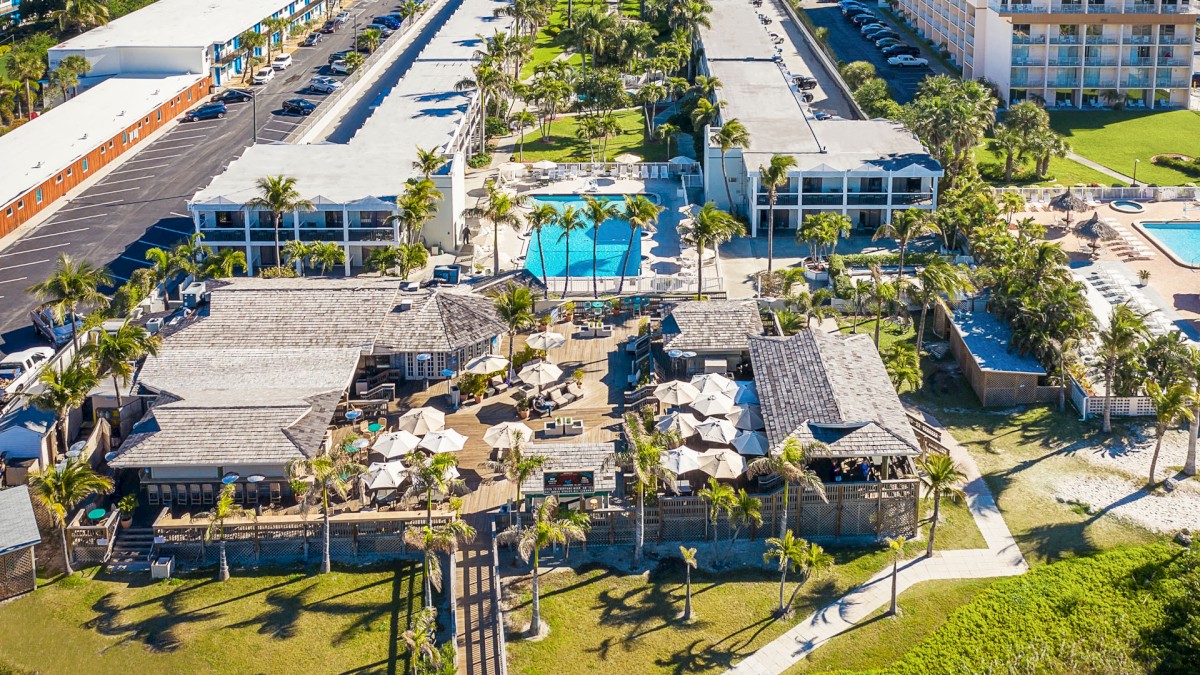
[87,508,106,521]
[367,423,384,433]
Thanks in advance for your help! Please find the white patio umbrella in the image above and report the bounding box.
[691,373,738,397]
[728,404,765,431]
[366,461,408,491]
[483,422,535,449]
[397,407,445,436]
[372,429,421,460]
[519,361,563,388]
[654,380,700,406]
[694,417,738,444]
[691,391,736,417]
[661,446,705,474]
[526,331,566,351]
[614,153,642,164]
[419,429,468,454]
[532,159,558,170]
[465,353,510,375]
[732,430,770,456]
[655,411,701,438]
[698,448,746,479]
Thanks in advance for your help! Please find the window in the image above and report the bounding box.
[108,140,113,148]
[35,190,42,204]
[324,211,344,228]
[157,110,162,122]
[56,174,63,184]
[66,167,73,176]
[17,201,23,209]
[122,133,128,145]
[187,91,192,101]
[5,208,12,217]
[82,158,89,172]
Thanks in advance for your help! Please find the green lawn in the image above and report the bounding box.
[515,109,667,162]
[0,563,428,674]
[1049,109,1200,186]
[519,0,604,79]
[974,144,1123,187]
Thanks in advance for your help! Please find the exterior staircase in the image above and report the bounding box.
[106,527,155,573]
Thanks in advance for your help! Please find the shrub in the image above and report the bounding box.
[838,252,940,268]
[485,116,509,138]
[827,253,846,277]
[467,153,492,168]
[1152,155,1200,179]
[260,265,298,278]
[832,273,853,300]
[511,345,544,370]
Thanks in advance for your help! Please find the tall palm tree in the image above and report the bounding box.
[403,520,477,608]
[1145,379,1195,487]
[52,0,109,33]
[463,181,527,276]
[1099,304,1149,433]
[712,120,750,215]
[914,258,974,350]
[679,546,698,622]
[526,204,558,298]
[1185,347,1200,477]
[400,607,443,673]
[237,30,267,84]
[581,197,620,298]
[493,283,535,382]
[261,17,291,60]
[204,483,252,581]
[27,459,112,575]
[873,209,940,281]
[867,264,896,346]
[763,530,831,615]
[287,448,364,574]
[617,195,664,294]
[412,146,447,179]
[202,248,247,279]
[919,453,966,557]
[689,98,722,136]
[680,202,743,299]
[246,176,314,269]
[656,122,679,159]
[556,206,587,299]
[455,61,509,156]
[759,154,797,275]
[848,278,871,333]
[483,432,546,527]
[496,494,587,638]
[403,451,464,529]
[610,417,675,567]
[30,359,98,458]
[510,110,537,161]
[8,48,46,118]
[670,0,713,77]
[81,321,161,409]
[727,488,762,557]
[886,535,907,616]
[747,438,827,539]
[697,477,734,555]
[145,246,182,291]
[26,254,111,353]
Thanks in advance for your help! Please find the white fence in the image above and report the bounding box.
[502,162,699,182]
[993,185,1200,203]
[543,271,722,297]
[1070,377,1155,419]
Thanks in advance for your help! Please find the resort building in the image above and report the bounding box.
[188,0,504,271]
[936,307,1052,406]
[697,0,943,235]
[894,0,1198,109]
[662,299,764,376]
[1,0,20,25]
[519,442,619,512]
[0,486,40,603]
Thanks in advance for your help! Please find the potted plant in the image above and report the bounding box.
[561,301,576,323]
[1137,269,1150,286]
[572,369,585,385]
[516,397,532,419]
[461,373,488,403]
[117,494,138,529]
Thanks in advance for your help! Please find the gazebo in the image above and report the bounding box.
[0,486,40,602]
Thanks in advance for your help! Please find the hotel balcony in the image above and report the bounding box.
[1048,57,1083,66]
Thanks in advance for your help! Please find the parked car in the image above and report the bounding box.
[875,37,903,49]
[185,101,228,121]
[320,20,339,33]
[812,111,832,120]
[882,44,922,57]
[328,50,352,65]
[300,33,323,47]
[30,306,84,348]
[844,7,872,18]
[330,59,354,75]
[373,15,401,29]
[793,75,818,90]
[0,347,54,403]
[335,11,352,23]
[850,13,878,25]
[271,53,293,70]
[801,91,814,103]
[211,88,254,104]
[888,54,929,67]
[365,23,394,37]
[860,23,888,35]
[282,98,318,115]
[865,29,897,42]
[252,66,275,84]
[306,76,343,94]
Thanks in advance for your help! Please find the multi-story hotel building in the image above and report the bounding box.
[895,0,1197,109]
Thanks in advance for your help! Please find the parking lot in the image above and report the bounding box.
[798,0,937,104]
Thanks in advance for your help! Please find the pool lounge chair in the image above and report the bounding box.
[640,164,649,179]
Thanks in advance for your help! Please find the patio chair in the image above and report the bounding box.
[490,375,510,393]
[640,164,649,179]
[567,382,585,400]
[550,388,571,408]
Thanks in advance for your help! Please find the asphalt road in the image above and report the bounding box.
[0,0,405,354]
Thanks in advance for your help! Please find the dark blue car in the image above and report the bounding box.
[374,15,401,29]
[185,101,227,121]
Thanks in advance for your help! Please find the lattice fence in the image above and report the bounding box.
[0,549,36,602]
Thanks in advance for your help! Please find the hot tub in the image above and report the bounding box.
[1111,200,1145,214]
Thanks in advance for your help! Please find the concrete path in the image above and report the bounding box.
[725,410,1028,675]
[1067,152,1135,184]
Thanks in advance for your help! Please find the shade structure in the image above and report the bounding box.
[614,153,642,164]
[532,159,558,170]
[732,430,770,456]
[698,449,746,479]
[366,461,408,491]
[691,373,738,397]
[669,155,696,165]
[655,411,701,438]
[397,407,445,435]
[1050,189,1088,224]
[526,331,566,351]
[661,446,705,474]
[519,361,563,387]
[654,380,700,406]
[372,430,421,460]
[694,417,738,444]
[1076,215,1120,241]
[728,404,765,431]
[418,429,468,454]
[691,392,736,417]
[483,422,534,449]
[465,353,510,375]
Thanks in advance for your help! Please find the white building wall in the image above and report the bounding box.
[976,9,1014,95]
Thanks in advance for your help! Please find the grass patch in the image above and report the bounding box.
[515,109,666,162]
[519,0,605,79]
[1049,109,1200,186]
[0,562,427,674]
[974,144,1124,187]
[782,577,994,674]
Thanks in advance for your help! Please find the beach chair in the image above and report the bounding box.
[640,164,650,179]
[650,165,661,179]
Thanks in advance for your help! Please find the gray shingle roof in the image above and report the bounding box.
[377,290,508,353]
[748,331,919,458]
[520,442,618,495]
[663,300,763,353]
[0,486,40,555]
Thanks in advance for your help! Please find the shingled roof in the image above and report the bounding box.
[0,486,40,556]
[663,300,763,353]
[748,331,919,458]
[519,442,619,496]
[377,290,508,353]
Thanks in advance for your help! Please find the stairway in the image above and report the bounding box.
[106,527,155,573]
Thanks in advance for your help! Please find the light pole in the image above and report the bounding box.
[1133,158,1140,186]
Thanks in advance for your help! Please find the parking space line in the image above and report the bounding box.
[120,255,152,266]
[0,259,49,273]
[125,153,182,162]
[138,239,176,248]
[111,163,169,173]
[0,277,28,285]
[96,177,150,187]
[142,143,195,152]
[0,242,73,257]
[58,200,122,212]
[21,227,90,242]
[47,213,107,225]
[156,225,193,236]
[86,187,140,198]
[163,134,207,141]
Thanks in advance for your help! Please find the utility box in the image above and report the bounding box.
[151,556,174,580]
[182,282,209,309]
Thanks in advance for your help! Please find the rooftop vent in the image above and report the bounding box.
[395,300,413,312]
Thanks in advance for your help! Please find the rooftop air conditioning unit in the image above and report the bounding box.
[182,282,209,308]
[145,317,164,334]
[396,300,413,312]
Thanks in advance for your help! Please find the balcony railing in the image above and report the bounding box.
[1124,35,1154,44]
[348,228,396,242]
[893,193,935,205]
[1051,2,1086,11]
[1083,58,1118,66]
[1013,34,1043,44]
[1050,78,1082,86]
[1159,2,1198,12]
[1156,79,1191,88]
[802,194,845,206]
[848,194,889,206]
[1084,2,1122,11]
[1123,56,1155,66]
[1158,59,1190,67]
[1049,58,1083,66]
[991,2,1050,12]
[1049,35,1081,44]
[1123,2,1158,12]
[1125,78,1152,87]
[1160,36,1192,45]
[1012,58,1044,66]
[1085,35,1119,44]
[1083,79,1118,87]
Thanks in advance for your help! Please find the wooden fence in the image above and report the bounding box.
[66,505,120,566]
[0,548,36,602]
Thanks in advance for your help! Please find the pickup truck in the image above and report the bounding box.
[0,347,54,403]
[30,305,84,348]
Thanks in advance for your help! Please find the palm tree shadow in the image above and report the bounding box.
[86,587,222,653]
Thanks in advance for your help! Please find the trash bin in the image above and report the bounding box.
[151,556,174,580]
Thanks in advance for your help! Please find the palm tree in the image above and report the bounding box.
[747,438,827,539]
[1145,379,1195,487]
[680,203,743,299]
[455,61,509,156]
[848,278,871,333]
[367,246,403,276]
[763,530,831,615]
[8,48,45,118]
[397,243,429,279]
[204,483,252,581]
[30,359,98,459]
[237,30,267,84]
[510,110,537,161]
[26,254,111,353]
[1185,348,1200,477]
[27,459,112,575]
[656,122,679,159]
[867,264,896,346]
[712,120,750,214]
[679,546,698,621]
[919,453,966,557]
[202,248,247,279]
[404,451,464,529]
[246,175,314,269]
[400,607,443,673]
[261,17,291,60]
[496,494,587,638]
[886,535,907,616]
[356,27,382,53]
[145,246,181,292]
[998,191,1026,225]
[758,154,797,276]
[412,146,447,179]
[493,283,535,382]
[526,204,558,298]
[914,258,974,350]
[617,195,664,294]
[556,206,587,299]
[483,432,545,528]
[52,0,109,33]
[309,242,345,276]
[883,342,922,393]
[581,197,620,297]
[463,181,527,276]
[727,489,762,557]
[288,448,364,574]
[404,520,477,608]
[611,418,674,567]
[872,209,940,281]
[689,98,722,135]
[697,477,734,555]
[282,240,311,275]
[81,321,161,409]
[1099,304,1149,433]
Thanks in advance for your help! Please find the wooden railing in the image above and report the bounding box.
[66,504,121,566]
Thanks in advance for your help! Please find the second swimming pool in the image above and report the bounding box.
[524,195,641,278]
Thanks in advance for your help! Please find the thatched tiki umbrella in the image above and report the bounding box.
[1050,189,1089,225]
[1075,214,1120,242]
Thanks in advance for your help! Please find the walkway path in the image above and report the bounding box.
[726,410,1029,675]
[1067,152,1135,184]
[456,482,511,675]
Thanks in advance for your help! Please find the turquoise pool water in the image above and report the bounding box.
[524,195,640,278]
[1141,221,1200,265]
